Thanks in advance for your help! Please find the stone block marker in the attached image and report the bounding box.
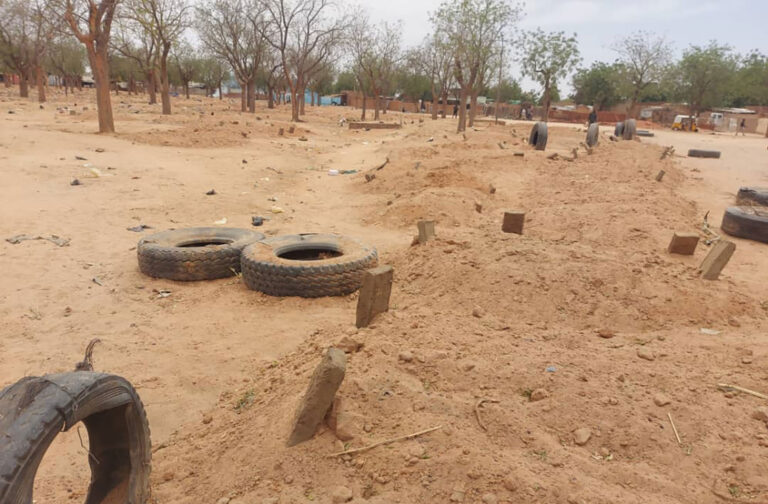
[700,240,736,280]
[417,220,436,244]
[668,232,700,255]
[502,211,526,234]
[356,265,394,328]
[287,348,346,447]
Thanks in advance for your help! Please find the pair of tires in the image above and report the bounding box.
[137,228,378,297]
[0,372,151,504]
[614,119,637,140]
[721,188,768,244]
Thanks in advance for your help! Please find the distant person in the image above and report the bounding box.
[588,109,597,125]
[737,118,746,136]
[452,104,458,118]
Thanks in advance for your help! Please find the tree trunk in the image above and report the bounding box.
[4,74,11,88]
[89,47,115,133]
[431,84,438,120]
[247,79,255,113]
[185,82,190,99]
[361,93,366,120]
[239,81,247,112]
[36,66,46,103]
[63,76,69,96]
[147,71,157,104]
[267,85,274,109]
[299,86,306,116]
[310,90,315,106]
[218,82,222,100]
[457,88,468,133]
[374,93,380,120]
[19,72,29,98]
[160,46,171,115]
[542,81,551,121]
[468,91,478,127]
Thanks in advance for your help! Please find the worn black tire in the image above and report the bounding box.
[721,206,768,244]
[241,234,378,297]
[0,372,151,504]
[736,187,768,206]
[688,149,721,159]
[614,122,624,137]
[138,227,264,281]
[528,122,548,151]
[637,130,654,137]
[622,119,637,140]
[586,123,599,147]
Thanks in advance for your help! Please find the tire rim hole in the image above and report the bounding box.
[177,239,233,248]
[277,246,343,261]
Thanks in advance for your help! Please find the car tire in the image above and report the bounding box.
[736,187,768,206]
[688,149,721,159]
[622,119,637,140]
[241,234,378,297]
[0,372,151,504]
[721,206,768,244]
[586,123,599,147]
[138,227,265,281]
[528,122,548,150]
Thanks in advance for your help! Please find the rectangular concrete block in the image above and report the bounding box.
[417,220,435,243]
[287,348,346,446]
[700,240,736,280]
[356,265,394,328]
[502,211,526,234]
[668,232,700,255]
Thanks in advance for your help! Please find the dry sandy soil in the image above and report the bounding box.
[1,88,768,504]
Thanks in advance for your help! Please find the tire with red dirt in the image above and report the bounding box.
[138,227,264,281]
[721,206,768,244]
[736,187,768,206]
[0,372,151,504]
[241,234,378,297]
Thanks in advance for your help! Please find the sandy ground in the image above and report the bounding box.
[1,89,768,504]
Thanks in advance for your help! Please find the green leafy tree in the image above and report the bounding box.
[172,43,202,98]
[519,28,581,119]
[675,41,737,114]
[333,70,356,93]
[198,55,229,98]
[731,51,768,106]
[571,61,623,110]
[485,79,521,103]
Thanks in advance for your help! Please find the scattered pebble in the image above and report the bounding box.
[573,427,592,446]
[597,329,615,339]
[637,347,655,361]
[202,414,213,424]
[70,178,81,186]
[752,407,768,423]
[529,388,548,402]
[653,393,671,407]
[398,350,414,363]
[331,486,353,503]
[481,493,498,504]
[252,216,264,226]
[206,189,216,195]
[472,306,485,318]
[742,356,753,364]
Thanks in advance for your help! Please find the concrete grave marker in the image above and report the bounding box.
[668,232,700,255]
[356,265,394,328]
[700,240,736,280]
[502,211,526,235]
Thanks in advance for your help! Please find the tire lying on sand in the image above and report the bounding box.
[622,118,637,140]
[721,206,768,244]
[528,121,548,150]
[637,130,655,137]
[138,227,265,281]
[614,122,624,137]
[0,372,151,504]
[736,187,768,206]
[688,149,721,159]
[586,123,599,147]
[241,233,378,297]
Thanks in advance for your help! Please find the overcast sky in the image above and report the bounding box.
[356,0,768,93]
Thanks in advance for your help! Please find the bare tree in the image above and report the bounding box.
[47,37,86,95]
[173,42,200,99]
[615,31,672,118]
[126,0,189,114]
[114,17,159,103]
[261,0,345,122]
[519,29,581,120]
[412,33,453,120]
[63,0,119,133]
[433,0,521,133]
[199,54,229,99]
[0,0,35,98]
[196,0,263,113]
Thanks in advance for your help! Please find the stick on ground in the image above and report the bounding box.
[717,383,768,400]
[668,413,682,445]
[328,425,442,457]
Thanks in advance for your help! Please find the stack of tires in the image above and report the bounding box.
[721,187,768,244]
[614,119,637,140]
[137,228,378,297]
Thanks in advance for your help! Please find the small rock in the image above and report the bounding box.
[481,493,498,504]
[202,414,213,424]
[573,427,592,446]
[70,178,81,186]
[298,136,308,141]
[474,201,483,213]
[284,475,293,484]
[472,306,485,318]
[653,393,671,407]
[637,347,655,361]
[252,216,264,226]
[331,486,353,503]
[75,155,87,160]
[752,406,768,423]
[742,356,753,364]
[95,148,105,153]
[597,329,615,339]
[449,490,465,503]
[398,351,414,363]
[206,189,216,195]
[216,498,230,504]
[503,475,518,491]
[529,388,548,402]
[489,184,496,194]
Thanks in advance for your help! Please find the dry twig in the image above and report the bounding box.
[668,413,682,445]
[328,425,442,457]
[717,383,768,400]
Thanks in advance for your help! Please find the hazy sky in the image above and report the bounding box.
[357,0,768,93]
